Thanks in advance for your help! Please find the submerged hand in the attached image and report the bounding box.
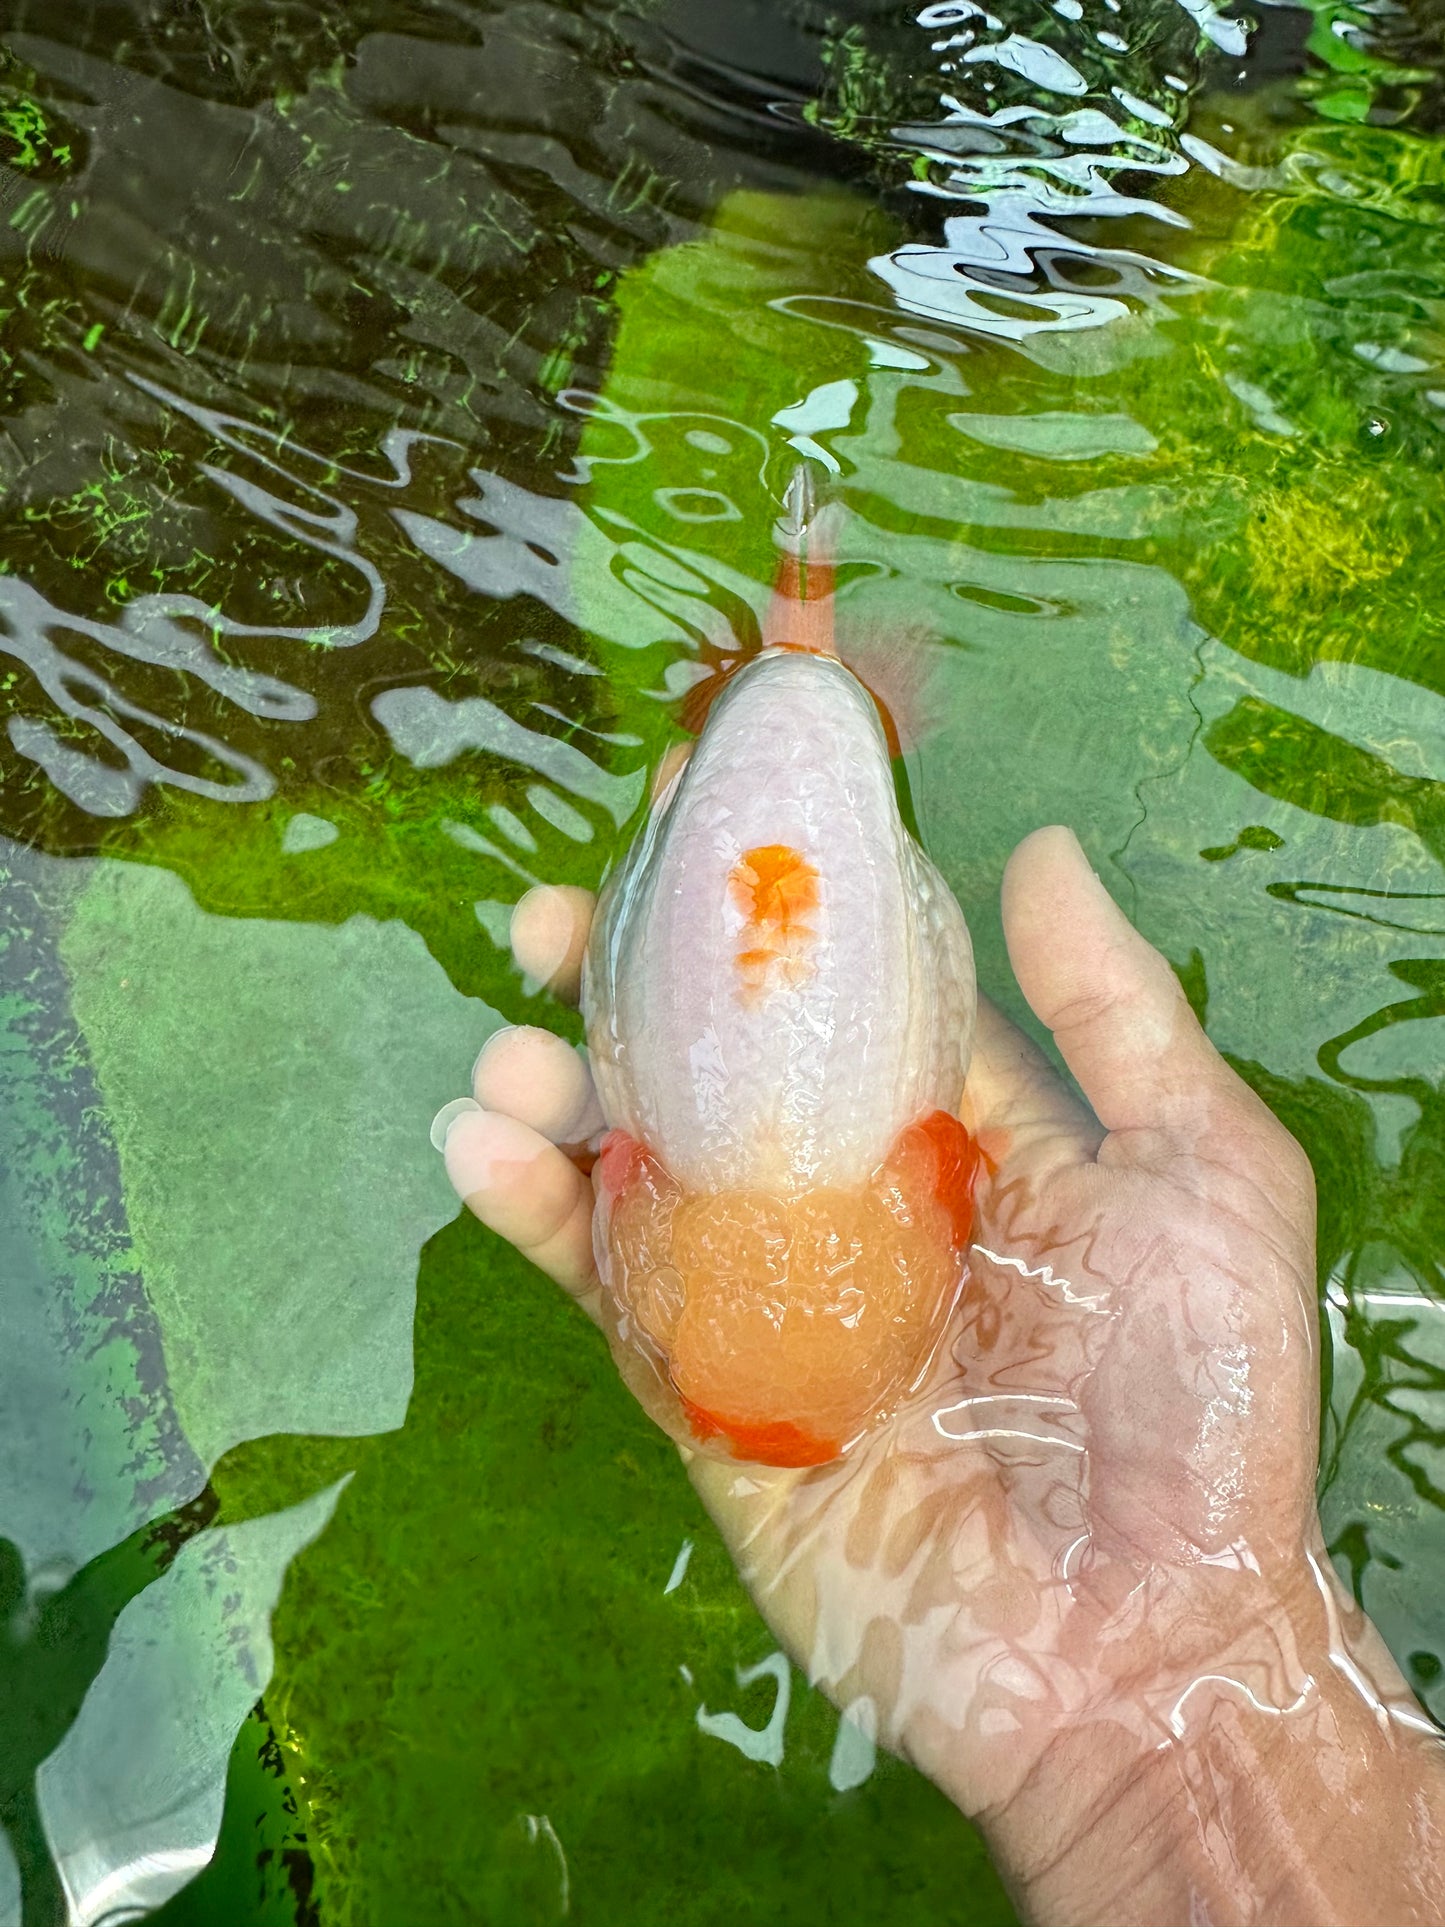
[440,827,1445,1927]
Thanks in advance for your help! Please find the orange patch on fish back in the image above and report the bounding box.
[728,844,820,1000]
[729,843,819,928]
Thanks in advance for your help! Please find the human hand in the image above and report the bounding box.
[439,826,1440,1925]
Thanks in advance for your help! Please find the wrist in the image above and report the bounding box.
[946,1553,1444,1927]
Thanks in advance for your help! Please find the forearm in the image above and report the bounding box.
[975,1564,1445,1927]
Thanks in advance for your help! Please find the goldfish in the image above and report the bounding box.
[582,469,979,1468]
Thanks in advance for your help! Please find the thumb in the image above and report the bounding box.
[1000,828,1291,1165]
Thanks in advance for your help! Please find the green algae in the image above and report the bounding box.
[183,1216,1014,1927]
[148,1707,322,1927]
[578,185,903,606]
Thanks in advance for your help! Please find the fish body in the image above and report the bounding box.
[581,481,978,1465]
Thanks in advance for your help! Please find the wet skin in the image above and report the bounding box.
[442,826,1445,1927]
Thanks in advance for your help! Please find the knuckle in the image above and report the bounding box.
[1048,977,1131,1039]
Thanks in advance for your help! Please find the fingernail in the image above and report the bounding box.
[430,1097,482,1153]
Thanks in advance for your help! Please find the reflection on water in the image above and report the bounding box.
[0,0,1443,1920]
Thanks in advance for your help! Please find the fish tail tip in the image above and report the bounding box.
[763,460,840,655]
[779,461,819,548]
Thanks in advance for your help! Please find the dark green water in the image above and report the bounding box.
[0,1,1443,1921]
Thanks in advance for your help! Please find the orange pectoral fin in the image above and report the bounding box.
[598,1128,651,1200]
[895,1109,982,1250]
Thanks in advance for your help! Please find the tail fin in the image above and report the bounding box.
[678,463,843,736]
[766,464,923,759]
[762,463,838,658]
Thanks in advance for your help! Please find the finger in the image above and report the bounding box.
[473,1025,604,1145]
[1000,827,1276,1148]
[443,1108,598,1297]
[510,885,595,1003]
[961,993,1101,1173]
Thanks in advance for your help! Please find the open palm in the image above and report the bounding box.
[441,827,1340,1849]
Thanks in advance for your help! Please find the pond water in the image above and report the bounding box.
[0,0,1443,1922]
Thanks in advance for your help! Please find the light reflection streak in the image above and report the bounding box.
[1166,1670,1314,1737]
[1306,1546,1442,1738]
[970,1243,1110,1311]
[1060,1531,1090,1579]
[933,1408,1087,1448]
[863,12,1221,346]
[64,1843,216,1927]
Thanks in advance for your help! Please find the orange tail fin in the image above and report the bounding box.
[679,465,919,753]
[762,462,838,658]
[680,462,838,733]
[764,465,915,757]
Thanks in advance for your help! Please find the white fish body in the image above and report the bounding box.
[580,481,978,1466]
[585,649,975,1192]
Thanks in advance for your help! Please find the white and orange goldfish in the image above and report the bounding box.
[583,470,980,1466]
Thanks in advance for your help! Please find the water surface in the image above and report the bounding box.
[1,0,1443,1921]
